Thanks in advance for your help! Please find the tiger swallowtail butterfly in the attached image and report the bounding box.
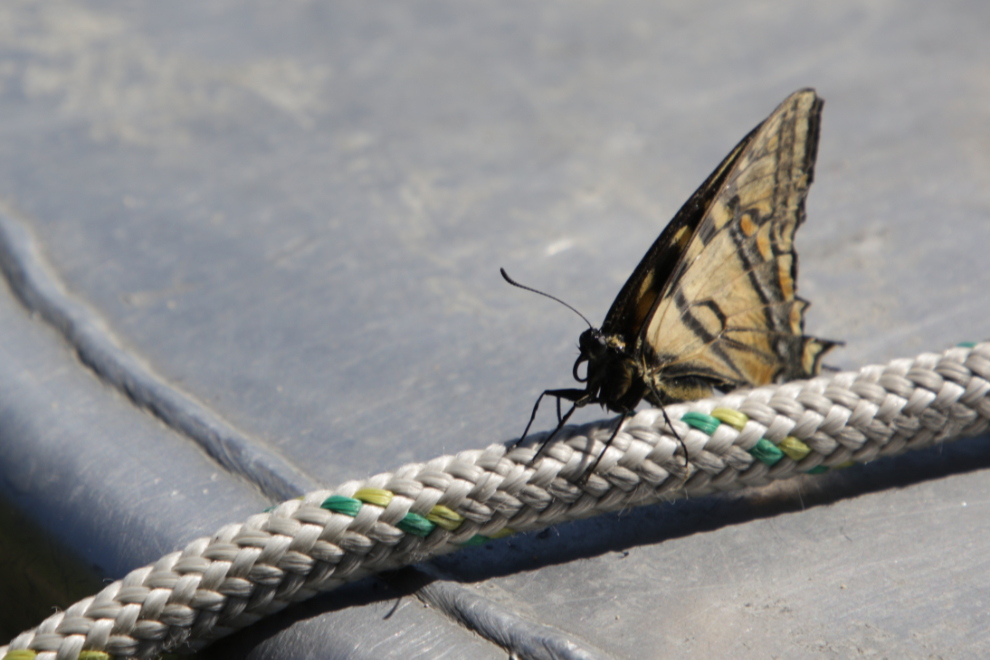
[504,88,839,472]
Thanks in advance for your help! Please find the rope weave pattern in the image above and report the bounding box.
[3,343,989,659]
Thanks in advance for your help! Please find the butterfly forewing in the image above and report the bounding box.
[598,123,761,350]
[638,89,834,402]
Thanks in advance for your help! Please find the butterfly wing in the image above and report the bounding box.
[638,89,835,402]
[598,119,763,349]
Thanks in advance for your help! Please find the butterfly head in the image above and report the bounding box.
[573,328,603,382]
[573,327,640,409]
[575,326,608,368]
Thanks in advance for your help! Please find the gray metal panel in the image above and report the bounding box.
[1,0,988,658]
[0,230,272,636]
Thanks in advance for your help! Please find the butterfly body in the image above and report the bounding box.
[509,89,838,456]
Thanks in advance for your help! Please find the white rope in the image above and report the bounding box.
[2,342,989,659]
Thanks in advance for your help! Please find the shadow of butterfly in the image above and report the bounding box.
[505,88,839,473]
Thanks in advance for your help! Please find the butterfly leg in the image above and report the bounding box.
[644,379,689,469]
[514,388,587,448]
[530,402,578,463]
[576,410,630,484]
[514,391,548,449]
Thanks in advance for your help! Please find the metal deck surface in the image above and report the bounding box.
[1,1,989,658]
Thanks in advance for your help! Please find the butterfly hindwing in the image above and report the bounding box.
[638,88,835,403]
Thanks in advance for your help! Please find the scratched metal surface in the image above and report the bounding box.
[0,0,988,657]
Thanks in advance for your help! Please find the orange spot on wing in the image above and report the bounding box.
[755,223,773,261]
[778,264,794,299]
[739,213,758,237]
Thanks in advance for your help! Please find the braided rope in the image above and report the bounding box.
[3,342,990,660]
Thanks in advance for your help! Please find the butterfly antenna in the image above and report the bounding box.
[500,268,593,329]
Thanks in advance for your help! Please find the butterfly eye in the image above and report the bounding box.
[573,355,589,382]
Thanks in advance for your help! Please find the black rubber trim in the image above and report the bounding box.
[411,564,616,660]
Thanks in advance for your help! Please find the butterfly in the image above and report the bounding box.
[504,88,839,471]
